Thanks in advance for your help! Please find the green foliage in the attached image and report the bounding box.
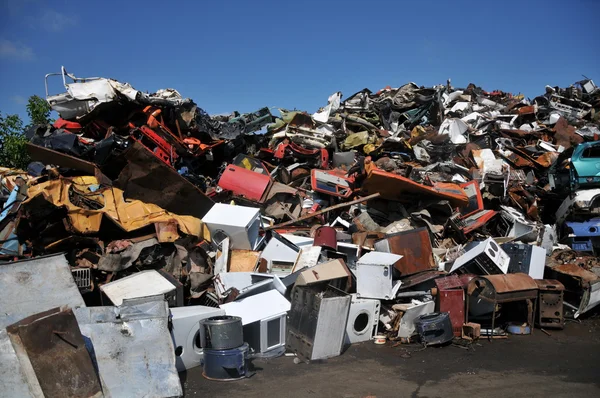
[26,95,53,125]
[0,112,29,169]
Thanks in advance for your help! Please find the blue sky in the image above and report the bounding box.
[1,0,599,123]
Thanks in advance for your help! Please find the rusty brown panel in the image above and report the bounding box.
[467,274,538,301]
[552,263,599,283]
[375,228,435,276]
[553,117,584,149]
[534,152,559,168]
[534,279,565,291]
[498,149,535,168]
[6,307,102,398]
[517,105,536,115]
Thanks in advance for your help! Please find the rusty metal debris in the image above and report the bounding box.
[1,70,600,392]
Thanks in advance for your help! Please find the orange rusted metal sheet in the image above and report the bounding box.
[361,168,468,207]
[534,152,559,168]
[552,263,598,283]
[374,227,436,276]
[517,105,536,115]
[467,273,538,300]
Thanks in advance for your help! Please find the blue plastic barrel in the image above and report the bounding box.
[202,343,249,381]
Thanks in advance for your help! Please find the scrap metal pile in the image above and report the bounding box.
[2,67,600,394]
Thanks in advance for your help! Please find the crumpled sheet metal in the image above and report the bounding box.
[23,175,202,238]
[74,296,182,398]
[0,253,85,330]
[97,237,159,272]
[553,117,584,149]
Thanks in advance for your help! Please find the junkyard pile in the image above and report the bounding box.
[2,68,600,395]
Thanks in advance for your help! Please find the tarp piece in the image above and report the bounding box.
[74,296,182,398]
[114,142,214,220]
[0,253,85,329]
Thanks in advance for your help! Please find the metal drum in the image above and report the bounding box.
[199,316,243,350]
[414,312,454,346]
[202,343,250,381]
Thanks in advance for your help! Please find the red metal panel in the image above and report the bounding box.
[438,289,465,337]
[218,164,271,202]
[434,275,462,291]
[313,226,337,251]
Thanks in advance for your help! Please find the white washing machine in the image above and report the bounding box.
[345,294,381,344]
[170,305,225,372]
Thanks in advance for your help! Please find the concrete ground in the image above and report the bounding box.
[181,316,600,398]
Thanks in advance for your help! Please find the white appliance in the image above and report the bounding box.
[220,289,291,325]
[356,252,403,300]
[260,234,300,276]
[202,203,264,250]
[170,305,225,372]
[345,294,380,344]
[243,312,287,356]
[100,270,175,306]
[449,238,510,275]
[501,243,546,279]
[220,290,291,357]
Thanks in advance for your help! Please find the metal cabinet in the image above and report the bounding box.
[287,285,351,362]
[356,252,403,300]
